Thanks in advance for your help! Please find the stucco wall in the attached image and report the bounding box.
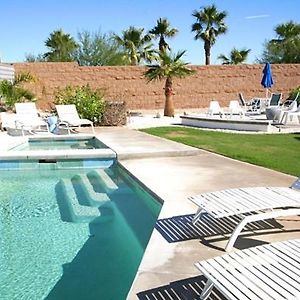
[14,62,300,111]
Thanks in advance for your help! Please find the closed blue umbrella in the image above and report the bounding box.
[261,62,273,98]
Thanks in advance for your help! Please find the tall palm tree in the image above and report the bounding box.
[272,21,300,43]
[113,26,156,65]
[218,48,251,64]
[191,4,227,65]
[144,50,195,117]
[149,18,178,52]
[44,29,78,62]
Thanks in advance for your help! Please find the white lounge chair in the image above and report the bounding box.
[195,239,300,300]
[190,179,300,251]
[15,102,49,136]
[228,100,244,118]
[280,102,300,124]
[56,104,94,134]
[207,101,223,117]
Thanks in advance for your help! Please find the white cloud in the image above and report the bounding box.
[245,14,270,20]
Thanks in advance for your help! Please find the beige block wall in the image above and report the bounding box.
[14,62,300,111]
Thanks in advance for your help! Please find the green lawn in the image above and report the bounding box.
[141,127,300,177]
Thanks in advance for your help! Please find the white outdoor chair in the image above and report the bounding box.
[56,104,94,134]
[190,177,300,252]
[281,101,300,124]
[15,102,49,136]
[195,239,300,300]
[206,100,223,117]
[228,100,244,118]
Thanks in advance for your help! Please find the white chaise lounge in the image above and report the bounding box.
[195,239,300,300]
[15,102,49,135]
[190,179,300,252]
[56,104,94,134]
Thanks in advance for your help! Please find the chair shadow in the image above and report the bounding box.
[155,213,284,249]
[137,275,226,300]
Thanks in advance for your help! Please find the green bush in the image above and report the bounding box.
[54,85,105,125]
[288,86,300,104]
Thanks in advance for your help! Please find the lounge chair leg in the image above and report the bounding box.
[91,124,95,134]
[192,208,203,225]
[200,279,214,300]
[225,208,300,252]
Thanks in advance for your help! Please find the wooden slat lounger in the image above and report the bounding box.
[195,239,300,300]
[190,185,300,251]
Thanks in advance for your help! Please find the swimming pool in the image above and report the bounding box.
[0,159,161,299]
[9,137,108,151]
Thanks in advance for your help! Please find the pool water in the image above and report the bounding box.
[0,160,161,299]
[9,137,108,151]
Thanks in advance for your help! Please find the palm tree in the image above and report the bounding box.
[191,4,227,65]
[44,29,78,62]
[149,17,178,52]
[144,50,195,117]
[113,26,156,65]
[0,72,35,110]
[272,21,300,43]
[218,48,251,64]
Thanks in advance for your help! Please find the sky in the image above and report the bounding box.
[1,0,299,65]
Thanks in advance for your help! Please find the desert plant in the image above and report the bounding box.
[0,72,35,110]
[54,85,105,125]
[149,18,178,52]
[144,50,195,117]
[218,48,251,64]
[192,4,228,65]
[113,26,156,65]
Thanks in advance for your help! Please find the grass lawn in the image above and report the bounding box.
[141,127,300,177]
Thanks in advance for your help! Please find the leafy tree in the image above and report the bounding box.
[113,26,156,65]
[144,50,195,117]
[149,18,178,52]
[44,29,78,62]
[191,4,228,65]
[75,30,129,66]
[0,72,35,110]
[259,21,300,63]
[218,48,251,64]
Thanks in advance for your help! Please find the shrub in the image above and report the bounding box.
[54,85,105,125]
[288,86,300,105]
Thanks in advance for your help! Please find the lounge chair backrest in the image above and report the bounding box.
[15,102,39,118]
[229,100,240,110]
[238,93,246,107]
[288,100,298,112]
[209,100,221,112]
[269,93,282,106]
[56,104,81,122]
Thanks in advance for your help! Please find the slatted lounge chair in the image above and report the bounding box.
[56,104,94,134]
[195,239,300,300]
[238,93,260,113]
[15,102,49,136]
[280,102,300,124]
[228,100,244,118]
[268,93,282,107]
[190,179,300,252]
[207,101,223,117]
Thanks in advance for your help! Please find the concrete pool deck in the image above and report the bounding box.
[95,127,299,299]
[0,127,299,299]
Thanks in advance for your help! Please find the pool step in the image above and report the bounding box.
[71,174,110,207]
[87,169,119,193]
[58,179,111,224]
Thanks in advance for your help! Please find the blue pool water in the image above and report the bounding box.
[0,159,161,299]
[9,137,108,151]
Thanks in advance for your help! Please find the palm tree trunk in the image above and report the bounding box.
[204,40,211,65]
[164,77,174,117]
